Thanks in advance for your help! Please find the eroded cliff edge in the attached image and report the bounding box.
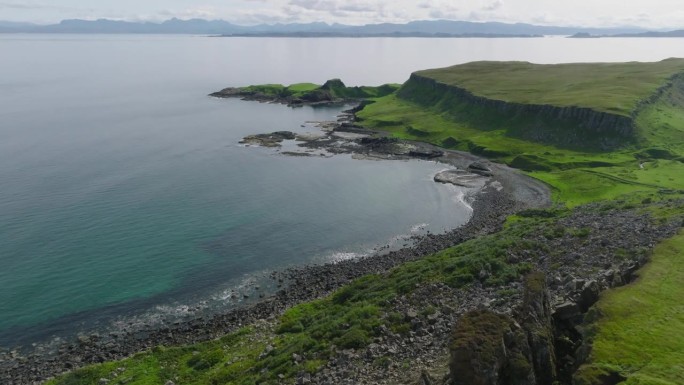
[398,73,636,151]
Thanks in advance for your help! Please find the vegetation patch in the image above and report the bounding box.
[236,79,400,103]
[575,231,684,385]
[413,59,684,116]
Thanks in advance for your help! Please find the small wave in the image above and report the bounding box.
[410,223,429,233]
[445,185,474,212]
[106,274,272,334]
[325,252,364,263]
[153,304,196,317]
[211,275,260,303]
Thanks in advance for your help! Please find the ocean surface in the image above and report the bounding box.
[1,35,683,348]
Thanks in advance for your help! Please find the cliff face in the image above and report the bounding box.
[447,264,654,385]
[447,272,557,385]
[398,74,636,150]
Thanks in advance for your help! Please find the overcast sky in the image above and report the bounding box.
[1,0,683,28]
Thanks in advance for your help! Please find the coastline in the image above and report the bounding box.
[0,102,550,384]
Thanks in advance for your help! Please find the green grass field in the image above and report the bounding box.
[414,59,684,116]
[574,231,684,385]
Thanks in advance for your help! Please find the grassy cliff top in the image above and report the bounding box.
[415,58,684,116]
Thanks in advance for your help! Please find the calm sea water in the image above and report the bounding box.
[1,35,683,347]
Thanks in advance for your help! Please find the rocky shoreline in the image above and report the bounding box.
[210,86,358,107]
[0,104,550,384]
[5,100,678,385]
[0,176,526,385]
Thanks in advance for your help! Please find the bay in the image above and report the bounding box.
[0,34,683,347]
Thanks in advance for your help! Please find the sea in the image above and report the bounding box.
[1,34,683,348]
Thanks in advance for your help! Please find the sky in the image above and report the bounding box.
[1,0,683,29]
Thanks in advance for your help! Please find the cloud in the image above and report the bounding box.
[0,1,81,11]
[151,1,684,29]
[158,6,218,20]
[3,0,684,29]
[483,0,504,11]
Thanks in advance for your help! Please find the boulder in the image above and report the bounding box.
[578,280,600,312]
[468,162,491,172]
[553,302,581,321]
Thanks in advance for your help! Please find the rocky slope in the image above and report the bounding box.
[305,201,682,385]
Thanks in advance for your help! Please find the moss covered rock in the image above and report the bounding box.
[449,309,535,385]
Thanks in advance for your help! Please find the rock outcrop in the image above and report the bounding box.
[449,309,536,385]
[398,74,636,150]
[447,272,558,385]
[447,255,668,385]
[519,272,557,385]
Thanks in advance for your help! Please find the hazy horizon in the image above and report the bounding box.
[1,0,682,30]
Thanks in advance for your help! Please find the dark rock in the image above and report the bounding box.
[469,169,494,177]
[578,280,600,312]
[408,149,444,158]
[239,131,296,147]
[296,372,311,384]
[520,272,557,384]
[468,162,491,172]
[553,302,581,321]
[449,309,535,385]
[418,369,434,385]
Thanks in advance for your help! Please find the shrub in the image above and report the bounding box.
[336,328,370,349]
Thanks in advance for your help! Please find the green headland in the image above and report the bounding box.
[211,79,401,105]
[43,59,684,385]
[359,59,684,205]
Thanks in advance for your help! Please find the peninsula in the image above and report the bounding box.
[6,59,684,385]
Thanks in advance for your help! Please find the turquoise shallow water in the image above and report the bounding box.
[0,35,472,346]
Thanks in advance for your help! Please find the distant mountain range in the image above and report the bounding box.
[570,30,684,38]
[0,18,659,37]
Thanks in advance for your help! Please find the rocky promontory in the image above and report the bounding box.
[210,79,399,107]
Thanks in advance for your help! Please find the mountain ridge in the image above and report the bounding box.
[0,18,653,36]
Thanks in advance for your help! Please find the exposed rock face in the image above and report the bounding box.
[449,309,536,385]
[519,272,557,385]
[448,272,559,385]
[398,74,636,150]
[454,266,655,385]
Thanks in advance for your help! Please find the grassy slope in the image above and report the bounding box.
[357,60,684,206]
[48,61,684,384]
[575,231,684,385]
[416,59,684,115]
